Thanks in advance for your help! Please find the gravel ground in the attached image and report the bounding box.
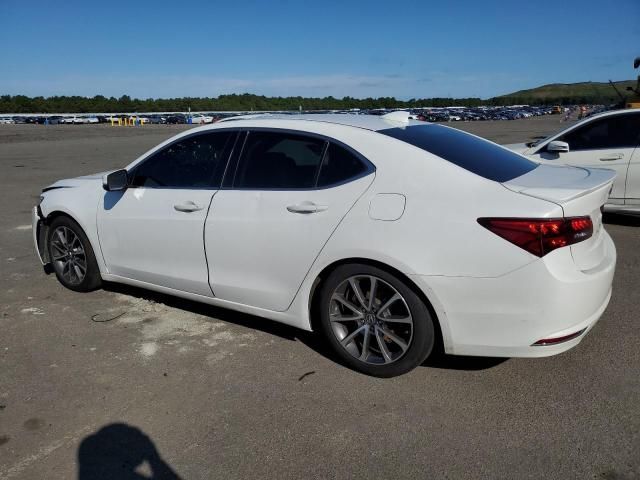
[0,117,638,480]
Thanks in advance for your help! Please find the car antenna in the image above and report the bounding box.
[608,80,626,102]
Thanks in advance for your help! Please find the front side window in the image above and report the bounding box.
[234,131,325,189]
[557,113,640,151]
[130,131,234,188]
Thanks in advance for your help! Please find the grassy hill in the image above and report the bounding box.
[497,80,636,105]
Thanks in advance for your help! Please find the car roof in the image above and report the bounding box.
[579,108,638,122]
[216,113,426,132]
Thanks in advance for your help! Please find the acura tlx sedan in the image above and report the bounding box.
[33,113,616,377]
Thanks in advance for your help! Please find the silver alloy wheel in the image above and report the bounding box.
[329,275,413,365]
[50,226,87,286]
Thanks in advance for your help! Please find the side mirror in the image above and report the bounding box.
[547,140,570,153]
[102,169,128,191]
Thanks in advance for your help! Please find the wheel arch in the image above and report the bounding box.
[43,209,103,291]
[45,209,80,225]
[42,208,107,274]
[42,210,89,254]
[308,257,447,355]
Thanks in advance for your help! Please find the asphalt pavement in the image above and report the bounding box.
[0,118,638,479]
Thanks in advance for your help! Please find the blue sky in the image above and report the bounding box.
[1,0,638,99]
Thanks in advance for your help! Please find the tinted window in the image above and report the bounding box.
[317,143,368,187]
[379,124,537,182]
[131,132,234,188]
[235,131,325,189]
[557,113,640,151]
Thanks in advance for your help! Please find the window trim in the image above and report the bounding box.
[224,127,375,191]
[127,129,240,190]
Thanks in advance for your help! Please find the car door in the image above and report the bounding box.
[530,112,640,201]
[626,147,640,204]
[205,129,375,312]
[622,115,640,204]
[97,130,236,296]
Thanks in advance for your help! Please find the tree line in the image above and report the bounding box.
[0,92,621,113]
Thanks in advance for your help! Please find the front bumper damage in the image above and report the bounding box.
[32,206,52,273]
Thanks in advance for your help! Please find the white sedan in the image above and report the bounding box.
[190,114,214,124]
[33,113,616,377]
[505,109,640,215]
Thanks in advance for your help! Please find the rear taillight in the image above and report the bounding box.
[477,216,593,257]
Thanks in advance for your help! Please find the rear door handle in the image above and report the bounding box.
[174,201,204,212]
[600,154,624,161]
[286,201,328,214]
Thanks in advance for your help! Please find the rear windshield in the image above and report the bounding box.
[379,124,537,182]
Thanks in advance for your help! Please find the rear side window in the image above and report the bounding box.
[557,113,640,151]
[379,124,537,182]
[317,143,368,187]
[234,131,325,189]
[131,131,234,188]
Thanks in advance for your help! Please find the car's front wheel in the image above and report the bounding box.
[318,264,435,377]
[47,216,102,292]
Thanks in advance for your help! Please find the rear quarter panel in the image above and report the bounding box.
[311,132,563,279]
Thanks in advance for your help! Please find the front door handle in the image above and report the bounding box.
[600,154,624,161]
[174,201,204,212]
[286,201,328,214]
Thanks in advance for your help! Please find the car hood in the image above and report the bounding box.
[43,171,108,191]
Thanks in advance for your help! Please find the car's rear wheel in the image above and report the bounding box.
[318,264,435,377]
[47,216,102,292]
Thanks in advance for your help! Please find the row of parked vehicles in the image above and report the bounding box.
[0,113,221,125]
[0,105,605,126]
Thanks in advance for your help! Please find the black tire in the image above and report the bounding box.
[47,215,102,292]
[317,263,435,377]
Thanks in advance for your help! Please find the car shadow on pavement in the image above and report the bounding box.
[78,423,182,480]
[102,282,508,373]
[603,213,640,227]
[102,281,301,342]
[422,354,508,371]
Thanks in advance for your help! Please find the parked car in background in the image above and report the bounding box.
[147,115,167,124]
[505,109,640,215]
[0,117,16,124]
[60,116,99,124]
[33,113,616,377]
[43,116,64,124]
[190,114,215,124]
[61,116,82,124]
[166,114,186,124]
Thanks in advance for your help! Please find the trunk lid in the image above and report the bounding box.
[503,164,615,270]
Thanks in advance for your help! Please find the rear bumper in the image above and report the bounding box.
[415,231,616,357]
